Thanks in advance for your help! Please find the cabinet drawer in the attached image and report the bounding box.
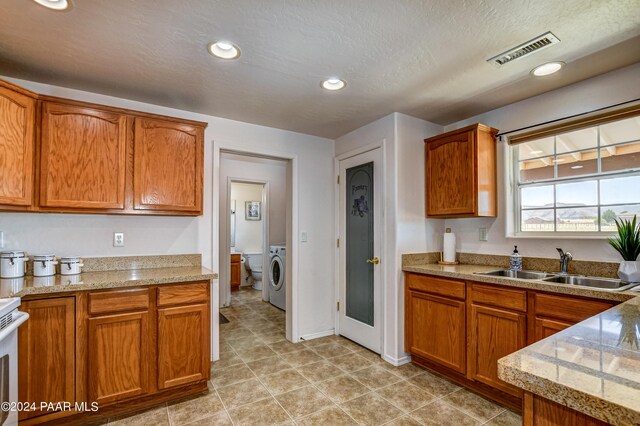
[405,273,465,300]
[470,283,526,312]
[157,282,209,307]
[534,293,613,323]
[89,288,149,315]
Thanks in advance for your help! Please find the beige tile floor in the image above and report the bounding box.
[110,287,522,425]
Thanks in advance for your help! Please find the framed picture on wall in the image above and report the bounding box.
[245,201,261,221]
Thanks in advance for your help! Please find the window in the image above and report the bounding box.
[511,109,640,235]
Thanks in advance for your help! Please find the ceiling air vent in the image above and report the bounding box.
[487,32,560,67]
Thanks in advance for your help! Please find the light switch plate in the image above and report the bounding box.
[113,232,125,247]
[301,231,308,243]
[479,227,488,242]
[0,231,3,249]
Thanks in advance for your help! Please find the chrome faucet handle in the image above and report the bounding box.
[565,252,573,260]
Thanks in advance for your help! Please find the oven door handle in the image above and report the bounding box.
[0,311,29,343]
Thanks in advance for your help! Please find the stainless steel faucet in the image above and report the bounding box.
[556,248,573,275]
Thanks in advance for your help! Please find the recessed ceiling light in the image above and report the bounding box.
[208,41,241,60]
[571,165,584,169]
[529,150,543,155]
[32,0,72,11]
[321,78,346,91]
[531,61,564,77]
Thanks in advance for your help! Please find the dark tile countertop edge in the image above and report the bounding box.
[0,266,218,298]
[402,263,638,302]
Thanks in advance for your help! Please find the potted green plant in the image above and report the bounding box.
[608,215,640,283]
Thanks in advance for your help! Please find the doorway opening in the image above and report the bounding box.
[218,151,292,344]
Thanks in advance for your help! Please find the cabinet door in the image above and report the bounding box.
[406,291,466,373]
[0,84,35,207]
[88,311,150,404]
[425,130,475,216]
[230,255,241,289]
[534,317,573,342]
[133,118,203,213]
[39,102,127,209]
[18,297,75,421]
[157,304,210,389]
[469,304,526,396]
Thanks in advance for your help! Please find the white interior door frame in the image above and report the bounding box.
[225,177,270,302]
[214,144,299,346]
[333,140,387,348]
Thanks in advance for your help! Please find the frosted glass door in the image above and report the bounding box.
[345,162,374,326]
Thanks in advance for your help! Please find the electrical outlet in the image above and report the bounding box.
[301,231,308,243]
[113,232,125,247]
[479,227,488,242]
[0,231,4,249]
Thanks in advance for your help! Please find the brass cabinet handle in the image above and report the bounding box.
[366,257,380,265]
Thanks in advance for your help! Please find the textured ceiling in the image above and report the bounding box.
[1,0,639,138]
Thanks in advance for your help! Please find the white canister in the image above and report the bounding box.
[59,256,84,276]
[0,251,28,278]
[32,254,58,277]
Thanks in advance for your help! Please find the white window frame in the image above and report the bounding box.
[506,106,640,239]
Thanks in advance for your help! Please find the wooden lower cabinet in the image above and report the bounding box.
[529,292,614,344]
[18,281,210,424]
[230,254,241,291]
[18,297,76,421]
[468,304,526,396]
[534,317,574,341]
[88,311,151,404]
[406,289,466,374]
[158,304,210,389]
[404,273,619,412]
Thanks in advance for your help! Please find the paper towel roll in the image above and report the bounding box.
[443,230,456,263]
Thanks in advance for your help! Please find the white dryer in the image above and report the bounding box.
[269,245,286,310]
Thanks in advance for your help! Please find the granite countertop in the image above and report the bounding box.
[0,266,218,298]
[498,297,640,426]
[403,263,639,302]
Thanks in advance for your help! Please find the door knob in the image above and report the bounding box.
[366,257,380,265]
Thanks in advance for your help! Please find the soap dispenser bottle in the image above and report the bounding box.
[510,246,522,271]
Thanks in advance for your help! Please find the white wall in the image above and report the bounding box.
[0,75,335,342]
[230,182,265,253]
[335,112,443,364]
[443,63,640,262]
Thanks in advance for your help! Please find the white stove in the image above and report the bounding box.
[0,298,29,426]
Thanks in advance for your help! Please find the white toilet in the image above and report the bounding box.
[243,252,263,290]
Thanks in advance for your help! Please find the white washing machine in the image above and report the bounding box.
[269,245,286,310]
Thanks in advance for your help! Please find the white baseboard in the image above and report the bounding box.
[299,329,335,342]
[382,353,412,366]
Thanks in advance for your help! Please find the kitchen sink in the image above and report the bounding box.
[543,275,638,291]
[475,269,556,280]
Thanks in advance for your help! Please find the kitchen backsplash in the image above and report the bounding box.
[25,254,202,275]
[402,252,620,278]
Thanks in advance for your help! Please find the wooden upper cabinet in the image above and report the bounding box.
[39,102,127,209]
[0,81,36,208]
[425,123,498,218]
[133,118,204,213]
